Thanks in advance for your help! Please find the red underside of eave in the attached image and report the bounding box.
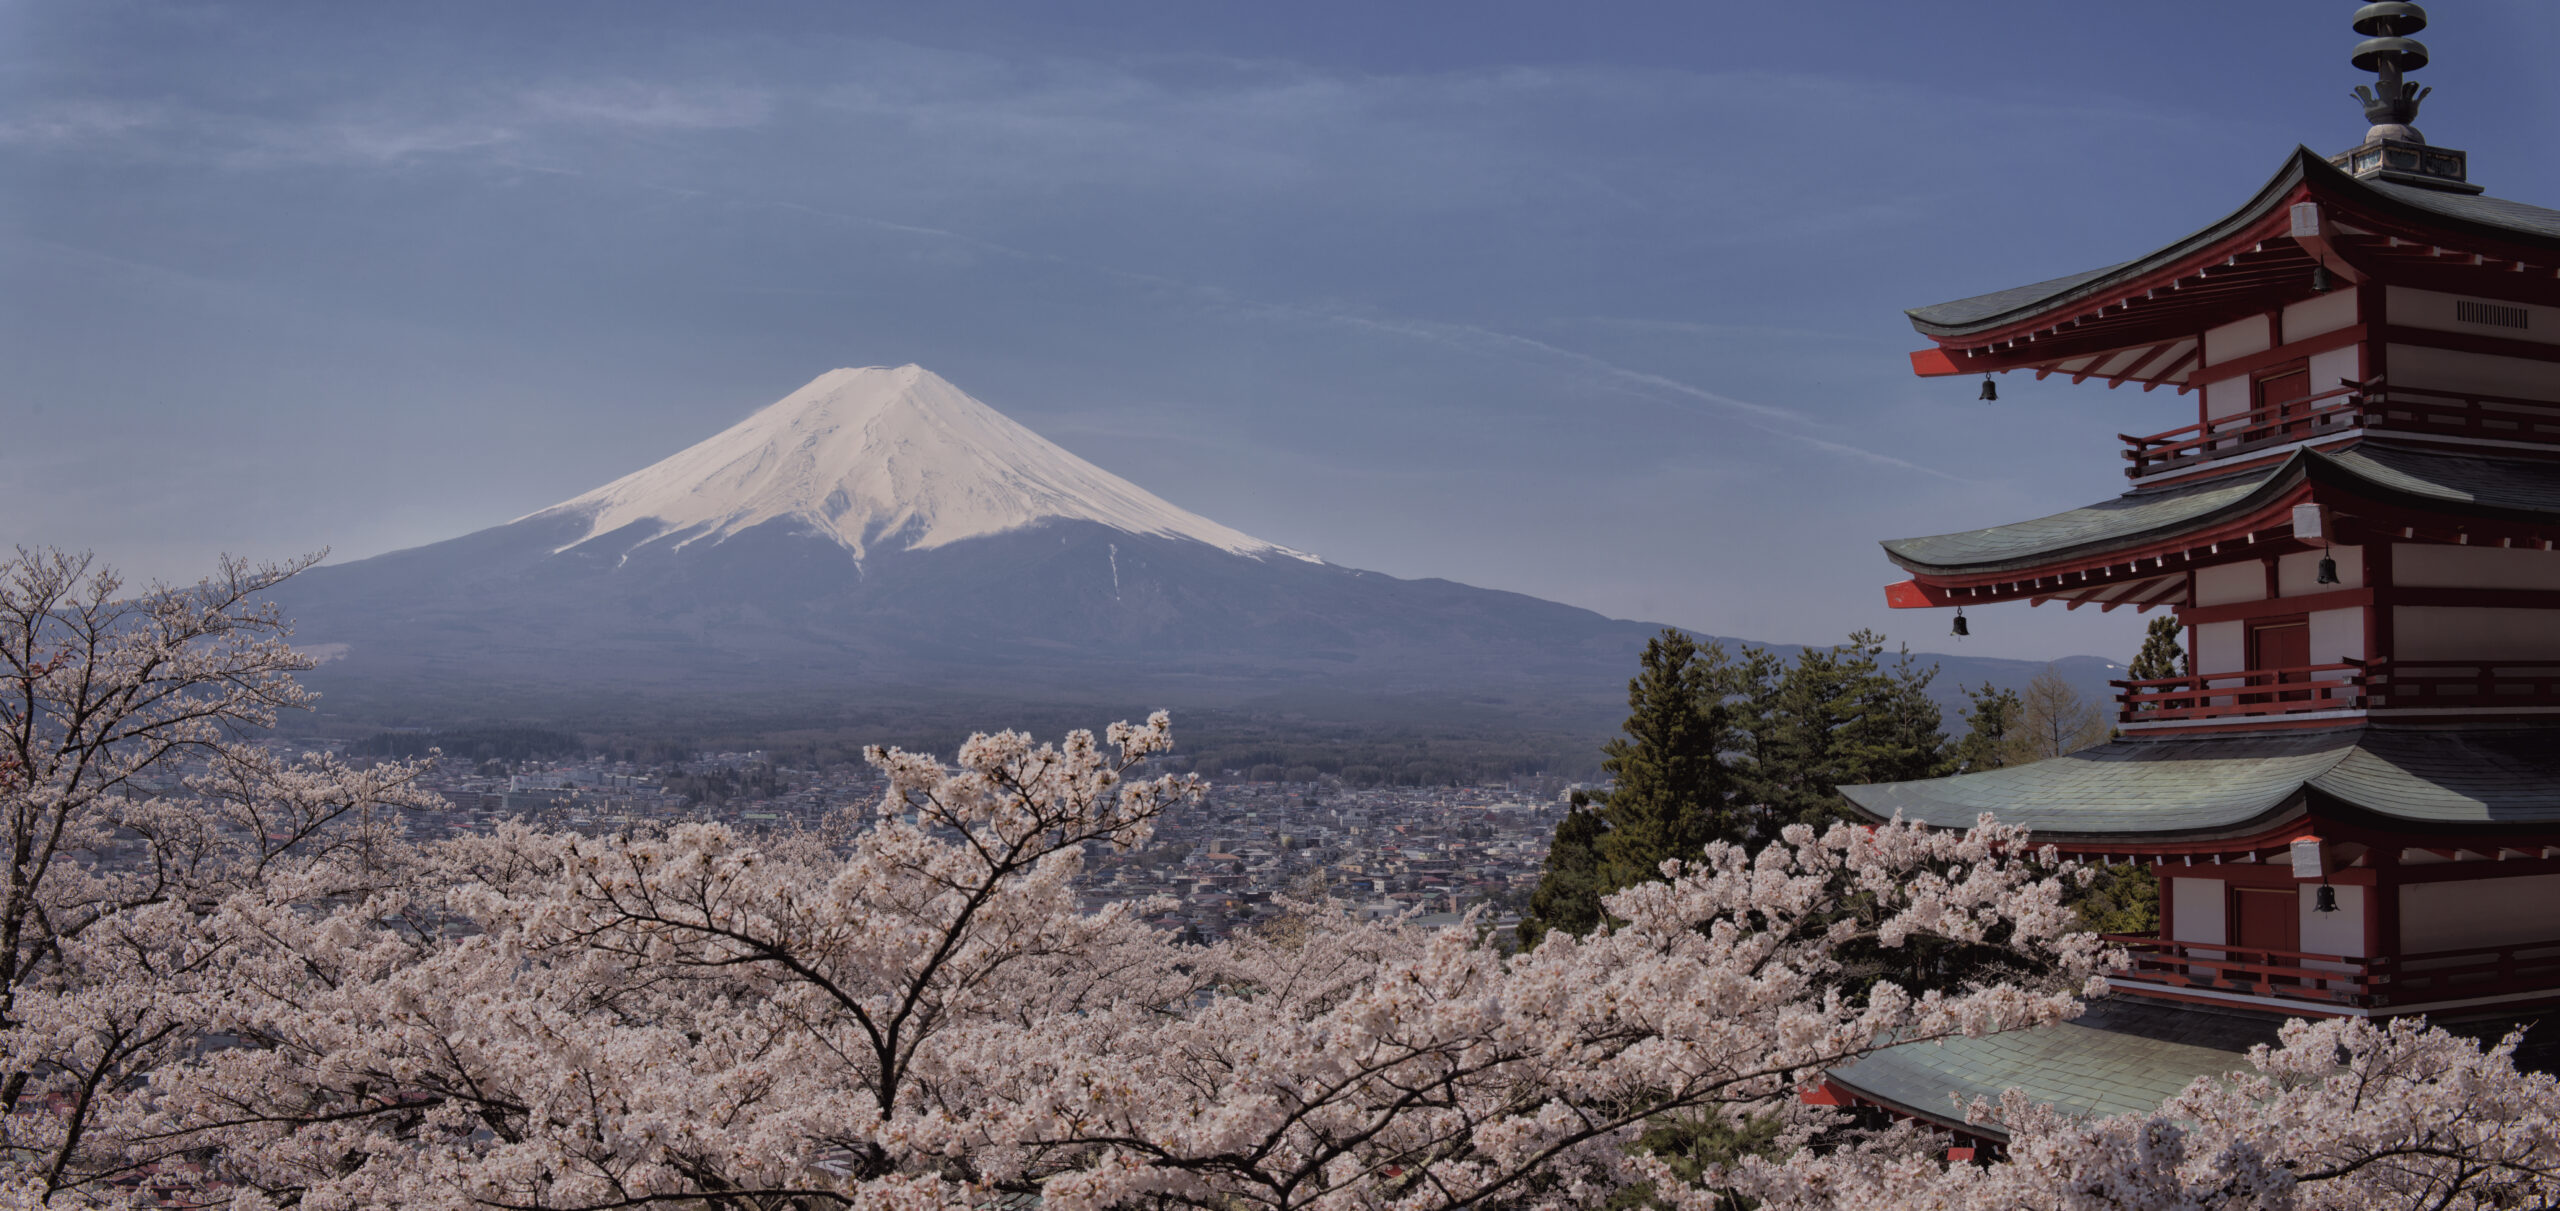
[1907,179,2560,384]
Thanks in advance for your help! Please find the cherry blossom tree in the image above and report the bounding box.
[0,548,438,1204]
[151,726,2105,1209]
[10,545,2560,1210]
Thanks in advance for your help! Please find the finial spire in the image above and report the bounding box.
[2349,2,2431,143]
[2329,2,2479,193]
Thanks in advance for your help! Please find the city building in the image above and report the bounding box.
[1817,4,2560,1144]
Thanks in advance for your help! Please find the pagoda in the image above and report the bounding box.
[1815,4,2560,1142]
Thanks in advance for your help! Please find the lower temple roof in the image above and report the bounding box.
[1838,725,2560,841]
[1828,997,2280,1135]
[1829,998,2560,1138]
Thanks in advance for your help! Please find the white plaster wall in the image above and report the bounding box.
[2172,878,2227,947]
[2196,562,2266,606]
[2285,291,2360,342]
[2278,546,2362,594]
[2389,285,2560,345]
[2300,883,2367,957]
[2310,344,2361,395]
[2393,607,2560,660]
[2401,875,2560,952]
[2196,620,2245,675]
[2205,315,2274,366]
[2395,544,2560,589]
[2308,608,2363,667]
[2387,344,2560,403]
[2205,375,2251,421]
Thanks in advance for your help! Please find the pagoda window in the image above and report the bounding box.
[2389,286,2558,348]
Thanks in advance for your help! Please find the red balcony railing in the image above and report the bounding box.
[2121,383,2366,479]
[2101,935,2560,1010]
[2363,659,2560,711]
[2113,663,2366,724]
[2120,380,2560,480]
[2363,386,2560,447]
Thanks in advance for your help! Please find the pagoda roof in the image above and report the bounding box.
[1907,147,2560,341]
[1881,441,2560,579]
[1838,725,2560,842]
[1827,997,2281,1136]
[1829,998,2560,1136]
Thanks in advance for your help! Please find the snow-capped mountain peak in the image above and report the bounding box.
[526,365,1317,563]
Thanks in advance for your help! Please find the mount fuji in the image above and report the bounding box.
[271,366,1673,721]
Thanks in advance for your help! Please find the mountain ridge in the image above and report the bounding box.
[268,367,2122,729]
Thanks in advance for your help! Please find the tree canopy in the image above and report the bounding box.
[1519,628,1946,945]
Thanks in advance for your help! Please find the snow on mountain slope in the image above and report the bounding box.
[525,365,1318,563]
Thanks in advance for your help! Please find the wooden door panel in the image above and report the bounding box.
[2233,887,2300,985]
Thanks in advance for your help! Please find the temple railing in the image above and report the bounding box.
[2113,663,2365,724]
[2100,935,2560,1009]
[2363,386,2560,447]
[2363,659,2560,711]
[2121,383,2366,479]
[2120,380,2560,479]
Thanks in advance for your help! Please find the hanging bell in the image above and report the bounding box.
[2315,884,2339,913]
[1951,609,1969,638]
[2317,555,2341,585]
[2310,263,2334,294]
[1977,373,1998,402]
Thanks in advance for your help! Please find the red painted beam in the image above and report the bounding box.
[1910,348,1966,378]
[1884,579,1951,609]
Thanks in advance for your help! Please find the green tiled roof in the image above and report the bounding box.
[1880,442,2560,577]
[1835,1001,2560,1138]
[1840,726,2560,840]
[2322,444,2560,519]
[1881,465,2282,577]
[1828,998,2280,1135]
[1909,148,2560,338]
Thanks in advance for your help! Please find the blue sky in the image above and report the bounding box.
[5,1,2555,662]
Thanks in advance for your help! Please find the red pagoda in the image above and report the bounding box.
[1819,3,2560,1140]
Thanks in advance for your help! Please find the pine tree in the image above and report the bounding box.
[2128,614,2189,713]
[1592,630,1744,892]
[1949,681,2021,773]
[2072,861,2162,934]
[1749,631,1948,829]
[1520,630,1743,944]
[1516,793,1609,949]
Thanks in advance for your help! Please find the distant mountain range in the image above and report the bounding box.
[270,366,2120,730]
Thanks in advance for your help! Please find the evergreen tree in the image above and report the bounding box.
[1949,681,2022,774]
[1521,630,1952,946]
[2130,614,2190,681]
[1519,631,1743,944]
[1749,631,1948,829]
[2127,615,2190,717]
[2072,861,2162,935]
[1592,631,1745,892]
[1516,793,1610,949]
